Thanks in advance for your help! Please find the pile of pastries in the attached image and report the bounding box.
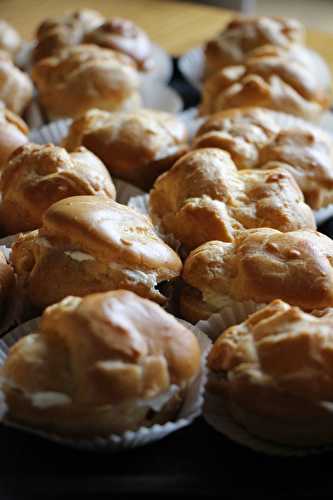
[0,10,333,452]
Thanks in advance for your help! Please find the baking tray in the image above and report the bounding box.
[1,59,333,499]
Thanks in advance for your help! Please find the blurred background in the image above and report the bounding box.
[189,0,333,31]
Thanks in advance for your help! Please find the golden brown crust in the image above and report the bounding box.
[0,143,116,235]
[0,51,33,115]
[208,300,333,446]
[32,44,141,119]
[33,9,104,63]
[83,18,153,72]
[0,105,28,166]
[64,108,189,190]
[0,20,21,58]
[194,107,333,209]
[11,196,182,308]
[204,16,304,78]
[182,229,333,318]
[150,148,315,250]
[0,249,15,321]
[200,46,331,120]
[1,290,200,435]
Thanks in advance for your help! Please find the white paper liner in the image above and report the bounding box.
[128,193,149,216]
[196,299,265,341]
[0,317,211,452]
[199,300,333,456]
[16,41,173,84]
[203,392,332,457]
[128,194,181,253]
[0,234,20,251]
[178,45,332,94]
[314,203,333,226]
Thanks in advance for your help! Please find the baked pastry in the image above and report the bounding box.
[64,108,189,190]
[32,45,141,119]
[33,9,104,63]
[11,195,182,309]
[204,16,304,79]
[0,104,28,166]
[0,143,116,235]
[0,20,22,58]
[0,51,33,115]
[149,148,315,250]
[208,299,333,447]
[83,18,153,72]
[200,46,331,120]
[0,249,15,322]
[181,228,333,322]
[194,107,333,209]
[0,290,200,435]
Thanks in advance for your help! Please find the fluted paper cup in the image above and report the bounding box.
[199,301,333,455]
[0,318,211,452]
[196,299,265,341]
[203,391,332,457]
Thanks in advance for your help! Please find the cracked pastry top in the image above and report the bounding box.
[0,51,33,115]
[204,16,304,78]
[0,143,116,235]
[149,148,315,251]
[11,195,182,309]
[83,18,153,72]
[200,46,331,120]
[32,44,141,119]
[194,107,333,209]
[208,299,333,447]
[64,108,189,190]
[180,228,333,322]
[32,9,104,62]
[0,290,200,435]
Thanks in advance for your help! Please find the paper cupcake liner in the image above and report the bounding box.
[128,194,182,253]
[196,299,265,341]
[28,116,71,144]
[0,318,211,452]
[178,107,205,140]
[203,392,333,457]
[199,300,333,456]
[314,203,333,226]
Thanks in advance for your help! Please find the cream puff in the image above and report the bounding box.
[0,290,200,435]
[0,143,116,235]
[11,196,182,309]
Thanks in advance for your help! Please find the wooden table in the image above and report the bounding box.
[2,0,333,75]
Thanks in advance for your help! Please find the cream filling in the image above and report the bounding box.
[37,237,158,291]
[30,392,72,409]
[202,290,236,311]
[108,261,158,290]
[2,376,180,413]
[64,251,96,262]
